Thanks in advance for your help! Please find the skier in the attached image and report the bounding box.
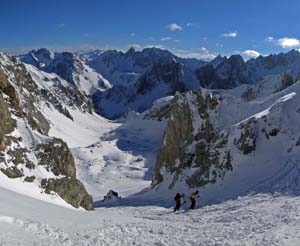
[189,190,199,209]
[174,193,184,212]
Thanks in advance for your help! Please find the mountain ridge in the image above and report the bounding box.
[20,48,300,119]
[1,47,300,209]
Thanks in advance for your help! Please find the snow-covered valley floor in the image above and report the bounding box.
[41,106,165,201]
[1,187,300,246]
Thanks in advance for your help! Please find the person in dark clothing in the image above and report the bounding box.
[174,193,184,212]
[189,190,199,209]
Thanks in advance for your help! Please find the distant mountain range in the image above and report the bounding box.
[1,47,300,209]
[20,48,300,119]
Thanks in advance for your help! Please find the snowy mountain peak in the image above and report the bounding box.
[210,54,227,68]
[0,53,94,210]
[228,54,245,65]
[125,46,137,55]
[20,48,55,69]
[21,49,111,94]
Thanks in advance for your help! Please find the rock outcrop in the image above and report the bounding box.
[196,55,249,89]
[42,178,93,210]
[36,138,76,178]
[153,90,232,189]
[36,138,93,210]
[152,80,300,202]
[0,53,93,210]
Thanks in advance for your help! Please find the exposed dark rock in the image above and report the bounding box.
[40,88,73,120]
[0,54,93,211]
[269,128,280,137]
[136,60,185,95]
[103,190,120,201]
[0,93,16,135]
[7,148,29,166]
[196,55,248,89]
[154,93,194,185]
[242,87,257,102]
[143,104,171,121]
[36,137,94,210]
[36,138,76,178]
[275,73,294,93]
[1,166,23,178]
[234,118,257,154]
[0,69,20,107]
[153,91,233,189]
[42,178,93,210]
[3,60,50,135]
[296,137,300,146]
[24,176,36,182]
[0,91,16,152]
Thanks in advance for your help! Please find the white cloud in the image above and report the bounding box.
[130,33,135,37]
[144,45,165,50]
[186,22,193,27]
[129,44,141,50]
[172,48,216,61]
[242,49,260,58]
[222,32,238,38]
[198,47,208,52]
[173,39,180,43]
[277,37,300,48]
[160,37,172,42]
[166,23,183,31]
[266,36,300,48]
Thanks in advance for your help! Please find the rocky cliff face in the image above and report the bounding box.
[152,81,300,202]
[0,53,93,210]
[38,138,93,210]
[196,55,249,89]
[20,49,111,94]
[21,48,300,120]
[17,47,300,204]
[22,47,204,119]
[82,49,300,120]
[247,49,300,81]
[196,50,300,90]
[153,90,232,189]
[91,48,203,119]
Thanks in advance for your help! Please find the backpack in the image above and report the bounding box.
[190,193,196,200]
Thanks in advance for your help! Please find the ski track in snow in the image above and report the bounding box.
[2,190,300,245]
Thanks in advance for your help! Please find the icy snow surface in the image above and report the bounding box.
[1,187,300,245]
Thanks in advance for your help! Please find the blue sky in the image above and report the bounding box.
[1,0,300,59]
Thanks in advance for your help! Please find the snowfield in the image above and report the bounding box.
[2,49,300,245]
[1,187,300,246]
[41,104,166,200]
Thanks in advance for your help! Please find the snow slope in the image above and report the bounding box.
[41,104,166,200]
[3,48,300,245]
[152,79,300,207]
[1,187,300,245]
[21,49,111,94]
[0,53,94,209]
[1,52,167,207]
[22,73,167,200]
